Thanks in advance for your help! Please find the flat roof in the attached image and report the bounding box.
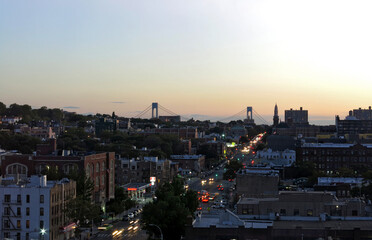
[274,220,372,230]
[302,143,372,148]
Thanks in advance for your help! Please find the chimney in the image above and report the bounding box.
[349,111,352,116]
[300,107,303,111]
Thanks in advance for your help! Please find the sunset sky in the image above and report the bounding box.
[1,0,372,124]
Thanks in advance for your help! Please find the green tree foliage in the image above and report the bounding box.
[106,186,135,215]
[141,178,198,240]
[64,197,101,227]
[68,171,95,201]
[2,103,64,123]
[41,165,62,181]
[0,132,41,153]
[0,102,6,115]
[223,160,243,180]
[64,172,101,229]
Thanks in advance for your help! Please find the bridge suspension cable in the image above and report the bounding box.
[253,109,269,125]
[158,104,190,121]
[133,105,152,118]
[218,108,246,122]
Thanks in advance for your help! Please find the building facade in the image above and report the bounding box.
[115,157,178,186]
[236,168,279,198]
[170,155,205,175]
[237,191,365,217]
[296,143,372,174]
[0,175,76,240]
[284,107,308,126]
[1,152,115,205]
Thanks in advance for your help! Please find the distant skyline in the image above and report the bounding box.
[1,1,372,125]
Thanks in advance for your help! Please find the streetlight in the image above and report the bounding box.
[149,224,163,240]
[40,228,46,240]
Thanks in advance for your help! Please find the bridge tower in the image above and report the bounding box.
[152,102,159,119]
[245,106,255,124]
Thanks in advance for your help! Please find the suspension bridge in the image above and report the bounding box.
[130,102,270,125]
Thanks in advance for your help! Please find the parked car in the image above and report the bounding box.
[122,215,129,221]
[128,213,134,219]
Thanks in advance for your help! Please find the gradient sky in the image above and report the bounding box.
[1,0,372,124]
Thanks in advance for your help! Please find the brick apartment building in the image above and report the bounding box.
[115,157,179,186]
[296,143,372,174]
[1,152,115,205]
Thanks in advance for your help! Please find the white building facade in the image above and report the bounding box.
[0,175,76,240]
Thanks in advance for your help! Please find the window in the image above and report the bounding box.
[16,232,20,240]
[352,210,358,216]
[4,207,10,216]
[101,162,105,171]
[4,220,10,228]
[248,208,254,214]
[26,233,29,240]
[4,194,10,203]
[17,207,21,216]
[307,209,313,216]
[96,163,100,172]
[280,209,286,216]
[96,176,99,187]
[101,175,105,186]
[17,194,21,203]
[40,195,44,203]
[26,207,30,216]
[40,220,44,229]
[40,207,44,216]
[26,220,30,228]
[294,209,299,216]
[17,220,21,228]
[26,195,30,203]
[4,232,10,238]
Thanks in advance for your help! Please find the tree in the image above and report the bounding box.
[41,165,62,180]
[141,177,198,240]
[65,197,101,225]
[68,171,94,201]
[223,160,242,180]
[106,186,135,215]
[0,101,6,115]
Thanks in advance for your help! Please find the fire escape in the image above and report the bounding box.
[2,196,22,238]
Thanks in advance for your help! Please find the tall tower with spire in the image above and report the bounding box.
[273,103,279,126]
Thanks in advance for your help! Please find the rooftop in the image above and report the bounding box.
[302,143,372,148]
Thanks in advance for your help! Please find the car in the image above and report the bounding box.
[98,224,113,231]
[128,213,134,219]
[122,215,129,221]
